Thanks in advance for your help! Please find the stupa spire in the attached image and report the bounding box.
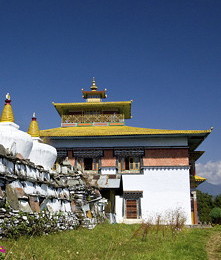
[27,112,40,137]
[0,93,15,122]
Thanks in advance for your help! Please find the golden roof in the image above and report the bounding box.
[194,175,206,182]
[191,175,206,188]
[53,101,132,119]
[0,93,14,123]
[40,125,211,137]
[27,113,40,137]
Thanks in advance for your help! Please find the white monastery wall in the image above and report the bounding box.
[115,195,123,223]
[100,167,117,175]
[115,166,192,225]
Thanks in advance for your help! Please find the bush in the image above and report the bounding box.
[197,190,213,223]
[209,207,221,224]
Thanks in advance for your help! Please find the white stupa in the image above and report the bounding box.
[0,94,33,158]
[27,113,57,170]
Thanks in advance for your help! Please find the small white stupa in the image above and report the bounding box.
[0,94,33,158]
[27,113,57,170]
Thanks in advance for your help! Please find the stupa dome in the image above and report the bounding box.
[27,113,57,170]
[0,94,33,158]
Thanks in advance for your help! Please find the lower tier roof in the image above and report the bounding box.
[40,126,211,150]
[40,125,211,137]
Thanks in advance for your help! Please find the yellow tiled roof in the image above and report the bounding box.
[53,101,132,119]
[194,175,206,182]
[40,125,211,137]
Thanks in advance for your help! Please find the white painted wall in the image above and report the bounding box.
[100,167,117,175]
[115,195,123,223]
[115,167,192,225]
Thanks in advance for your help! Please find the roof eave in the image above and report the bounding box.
[52,101,132,119]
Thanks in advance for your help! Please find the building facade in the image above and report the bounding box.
[40,79,210,224]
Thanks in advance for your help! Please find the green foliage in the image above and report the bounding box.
[197,190,214,223]
[197,190,221,223]
[209,207,221,224]
[214,195,221,208]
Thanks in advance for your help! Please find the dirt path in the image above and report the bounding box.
[207,231,221,260]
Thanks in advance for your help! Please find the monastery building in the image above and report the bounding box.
[40,79,211,224]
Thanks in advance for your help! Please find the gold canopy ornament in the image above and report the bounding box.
[28,112,40,137]
[90,77,98,91]
[0,93,15,122]
[82,78,107,101]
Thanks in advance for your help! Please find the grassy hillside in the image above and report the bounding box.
[1,224,221,260]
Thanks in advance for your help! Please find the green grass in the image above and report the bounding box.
[1,224,220,260]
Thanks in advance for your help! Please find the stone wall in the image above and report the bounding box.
[0,145,105,237]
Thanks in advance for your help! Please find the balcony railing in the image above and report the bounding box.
[62,113,124,123]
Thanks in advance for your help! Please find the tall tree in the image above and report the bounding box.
[214,195,221,208]
[197,190,214,223]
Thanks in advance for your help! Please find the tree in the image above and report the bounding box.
[214,195,221,208]
[196,190,214,223]
[209,207,221,224]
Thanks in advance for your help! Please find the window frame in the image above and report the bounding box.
[123,191,143,219]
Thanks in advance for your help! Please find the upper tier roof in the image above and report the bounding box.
[53,101,132,119]
[82,90,106,99]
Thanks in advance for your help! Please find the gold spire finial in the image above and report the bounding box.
[28,112,40,137]
[90,77,98,91]
[0,93,15,122]
[6,93,10,100]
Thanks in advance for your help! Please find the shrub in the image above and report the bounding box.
[209,207,221,224]
[132,209,186,241]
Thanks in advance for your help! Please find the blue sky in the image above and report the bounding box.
[0,0,220,165]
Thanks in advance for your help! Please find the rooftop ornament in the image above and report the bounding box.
[82,78,107,101]
[90,77,98,91]
[0,93,15,122]
[28,112,40,137]
[27,113,57,170]
[0,93,33,158]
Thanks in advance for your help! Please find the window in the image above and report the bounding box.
[84,158,93,170]
[118,157,141,172]
[126,200,138,219]
[124,191,143,219]
[76,157,99,171]
[125,157,140,170]
[74,150,102,172]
